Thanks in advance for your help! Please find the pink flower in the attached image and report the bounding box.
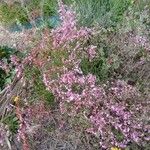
[10,55,20,66]
[86,74,97,87]
[60,71,76,84]
[131,132,140,143]
[87,45,97,61]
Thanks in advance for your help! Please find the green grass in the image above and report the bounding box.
[25,66,55,107]
[0,2,28,25]
[0,0,58,26]
[26,0,58,16]
[2,113,19,134]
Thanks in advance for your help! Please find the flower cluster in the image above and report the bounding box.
[43,68,148,148]
[56,71,105,115]
[51,0,91,48]
[88,102,144,148]
[110,80,140,100]
[10,55,20,66]
[133,35,150,52]
[87,45,97,61]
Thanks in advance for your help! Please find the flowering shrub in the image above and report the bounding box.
[32,1,150,149]
[0,0,149,150]
[44,67,148,148]
[41,1,149,149]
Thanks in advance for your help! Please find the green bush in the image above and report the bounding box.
[0,46,17,59]
[0,46,17,90]
[67,0,132,27]
[80,50,111,81]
